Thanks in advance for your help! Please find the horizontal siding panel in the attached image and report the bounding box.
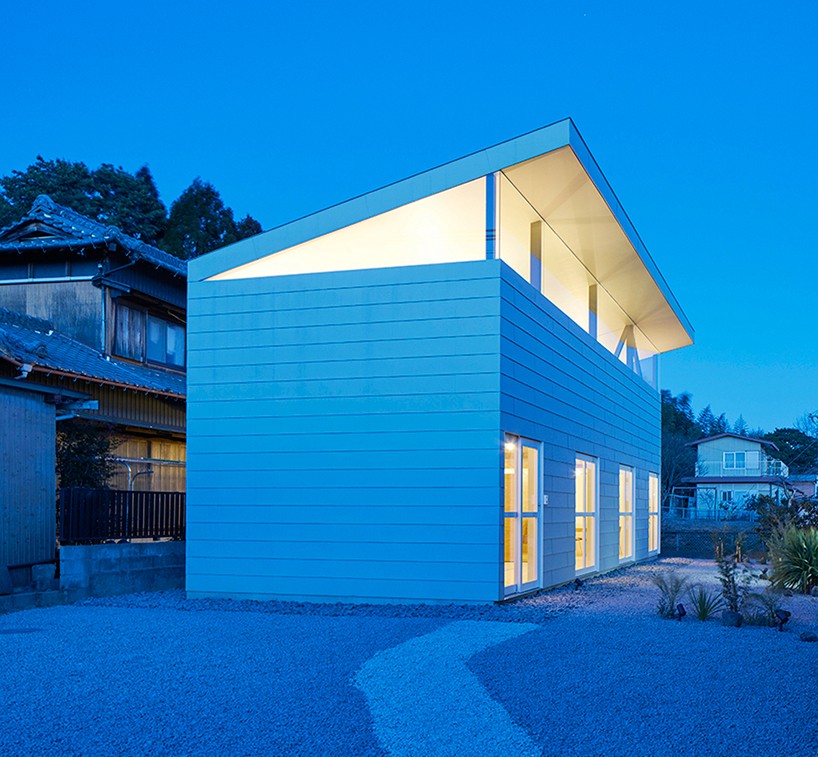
[188,557,496,583]
[188,467,498,489]
[188,411,500,435]
[187,448,499,472]
[187,354,496,382]
[185,573,498,603]
[185,486,496,507]
[188,505,498,527]
[187,393,496,420]
[186,539,492,563]
[184,429,496,454]
[188,298,497,333]
[188,374,499,402]
[188,316,498,345]
[187,522,496,545]
[188,333,498,364]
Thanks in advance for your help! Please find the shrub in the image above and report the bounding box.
[715,547,754,613]
[687,585,724,621]
[769,526,818,594]
[652,572,688,619]
[742,590,783,627]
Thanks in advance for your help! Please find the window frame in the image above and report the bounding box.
[618,465,635,563]
[113,301,186,369]
[648,472,660,555]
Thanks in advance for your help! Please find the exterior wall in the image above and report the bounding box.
[59,541,184,601]
[0,385,55,569]
[499,263,661,589]
[696,437,767,477]
[0,280,102,348]
[187,261,502,603]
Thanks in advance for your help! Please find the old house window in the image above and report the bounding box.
[114,303,185,368]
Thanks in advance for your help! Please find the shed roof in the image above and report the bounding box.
[189,118,692,349]
[0,195,186,277]
[0,308,185,398]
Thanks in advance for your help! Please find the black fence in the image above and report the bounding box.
[59,488,185,544]
[661,529,764,559]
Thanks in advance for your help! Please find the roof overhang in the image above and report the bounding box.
[190,118,693,348]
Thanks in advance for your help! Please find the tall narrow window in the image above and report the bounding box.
[619,466,634,561]
[503,434,541,596]
[575,456,597,574]
[648,472,660,554]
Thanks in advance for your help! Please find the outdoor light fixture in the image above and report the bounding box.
[676,603,686,621]
[504,441,516,452]
[775,609,791,632]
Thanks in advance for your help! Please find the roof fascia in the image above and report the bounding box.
[0,374,88,399]
[189,119,573,281]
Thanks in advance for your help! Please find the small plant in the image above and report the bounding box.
[769,526,818,594]
[715,540,754,613]
[740,589,783,627]
[687,584,724,621]
[652,572,688,619]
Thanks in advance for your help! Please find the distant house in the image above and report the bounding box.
[185,119,693,603]
[683,433,789,513]
[0,195,187,492]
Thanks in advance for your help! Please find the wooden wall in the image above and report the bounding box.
[0,385,55,568]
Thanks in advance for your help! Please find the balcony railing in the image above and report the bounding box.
[695,457,789,478]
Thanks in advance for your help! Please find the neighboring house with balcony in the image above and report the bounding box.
[683,433,789,513]
[185,119,693,604]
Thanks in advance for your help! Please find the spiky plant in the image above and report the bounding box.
[687,584,724,621]
[769,526,818,594]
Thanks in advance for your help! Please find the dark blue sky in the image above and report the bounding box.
[2,2,815,431]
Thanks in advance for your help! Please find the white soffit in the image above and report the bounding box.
[210,179,486,281]
[502,147,693,353]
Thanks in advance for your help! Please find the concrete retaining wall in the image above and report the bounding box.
[60,541,184,601]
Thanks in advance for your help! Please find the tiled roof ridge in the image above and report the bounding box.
[0,195,186,277]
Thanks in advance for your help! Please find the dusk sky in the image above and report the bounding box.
[2,1,815,432]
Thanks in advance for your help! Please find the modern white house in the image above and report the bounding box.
[185,119,693,603]
[684,433,789,514]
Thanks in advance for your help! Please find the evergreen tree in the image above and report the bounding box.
[697,405,716,436]
[1,156,96,218]
[661,390,702,505]
[762,428,818,474]
[712,413,730,434]
[162,178,240,259]
[236,213,263,240]
[91,164,167,244]
[0,157,167,244]
[732,415,749,436]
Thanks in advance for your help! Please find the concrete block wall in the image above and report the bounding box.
[60,542,184,601]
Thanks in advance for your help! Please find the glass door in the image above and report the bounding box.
[575,456,597,575]
[619,466,635,562]
[503,434,541,597]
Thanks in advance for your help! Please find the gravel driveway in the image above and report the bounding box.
[1,558,816,756]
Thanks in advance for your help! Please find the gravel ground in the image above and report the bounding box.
[1,557,816,756]
[471,557,818,757]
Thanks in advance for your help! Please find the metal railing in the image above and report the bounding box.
[59,487,185,544]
